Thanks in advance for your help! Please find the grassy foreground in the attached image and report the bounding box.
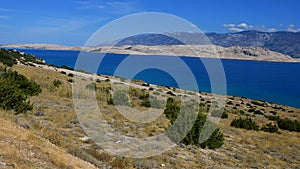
[0,63,299,168]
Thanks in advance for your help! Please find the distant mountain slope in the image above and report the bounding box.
[112,31,300,58]
[208,31,300,58]
[115,34,184,46]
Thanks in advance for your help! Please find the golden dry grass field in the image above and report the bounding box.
[0,64,299,168]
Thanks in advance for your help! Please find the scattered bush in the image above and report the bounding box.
[254,109,264,115]
[0,67,41,113]
[67,79,74,83]
[265,115,280,121]
[67,73,74,77]
[210,109,228,119]
[230,117,259,131]
[139,93,149,100]
[261,123,280,134]
[251,100,266,106]
[167,91,176,96]
[227,101,233,105]
[107,97,114,105]
[276,118,300,132]
[221,111,229,118]
[239,110,246,115]
[95,79,101,83]
[142,83,150,87]
[53,79,62,88]
[140,100,151,107]
[164,98,224,149]
[0,48,43,66]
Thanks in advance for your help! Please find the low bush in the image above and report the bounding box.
[164,98,224,149]
[254,109,264,115]
[251,100,266,106]
[277,118,300,132]
[0,67,41,113]
[167,91,176,96]
[140,100,151,107]
[265,115,280,121]
[210,109,228,119]
[260,123,280,133]
[230,117,259,131]
[53,79,62,88]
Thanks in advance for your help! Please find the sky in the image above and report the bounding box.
[0,0,299,45]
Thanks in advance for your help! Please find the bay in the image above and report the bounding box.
[19,49,300,108]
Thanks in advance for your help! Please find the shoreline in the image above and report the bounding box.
[2,44,300,63]
[30,62,300,110]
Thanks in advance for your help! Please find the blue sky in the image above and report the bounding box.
[0,0,299,45]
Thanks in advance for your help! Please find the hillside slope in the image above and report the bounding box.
[0,114,96,169]
[1,64,298,168]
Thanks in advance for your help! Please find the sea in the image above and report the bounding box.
[17,49,300,109]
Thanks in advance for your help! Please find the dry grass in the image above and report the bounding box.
[0,114,96,169]
[0,64,299,168]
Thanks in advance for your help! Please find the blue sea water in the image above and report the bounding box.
[19,49,300,108]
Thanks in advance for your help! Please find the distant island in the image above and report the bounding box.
[1,43,298,62]
[2,31,300,62]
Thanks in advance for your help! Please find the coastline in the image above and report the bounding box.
[31,62,300,110]
[2,44,300,63]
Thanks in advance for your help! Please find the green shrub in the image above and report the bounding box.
[164,98,224,149]
[230,117,259,131]
[107,97,114,105]
[138,93,149,100]
[265,115,280,121]
[251,100,266,106]
[277,118,300,132]
[140,100,151,107]
[0,68,41,113]
[53,79,62,88]
[221,111,229,118]
[67,79,74,83]
[227,101,233,105]
[95,79,101,83]
[0,48,44,66]
[261,123,280,133]
[254,109,264,115]
[167,91,176,96]
[239,110,246,115]
[210,109,228,119]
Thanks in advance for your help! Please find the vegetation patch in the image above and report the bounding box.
[164,98,224,149]
[0,67,41,113]
[230,117,259,131]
